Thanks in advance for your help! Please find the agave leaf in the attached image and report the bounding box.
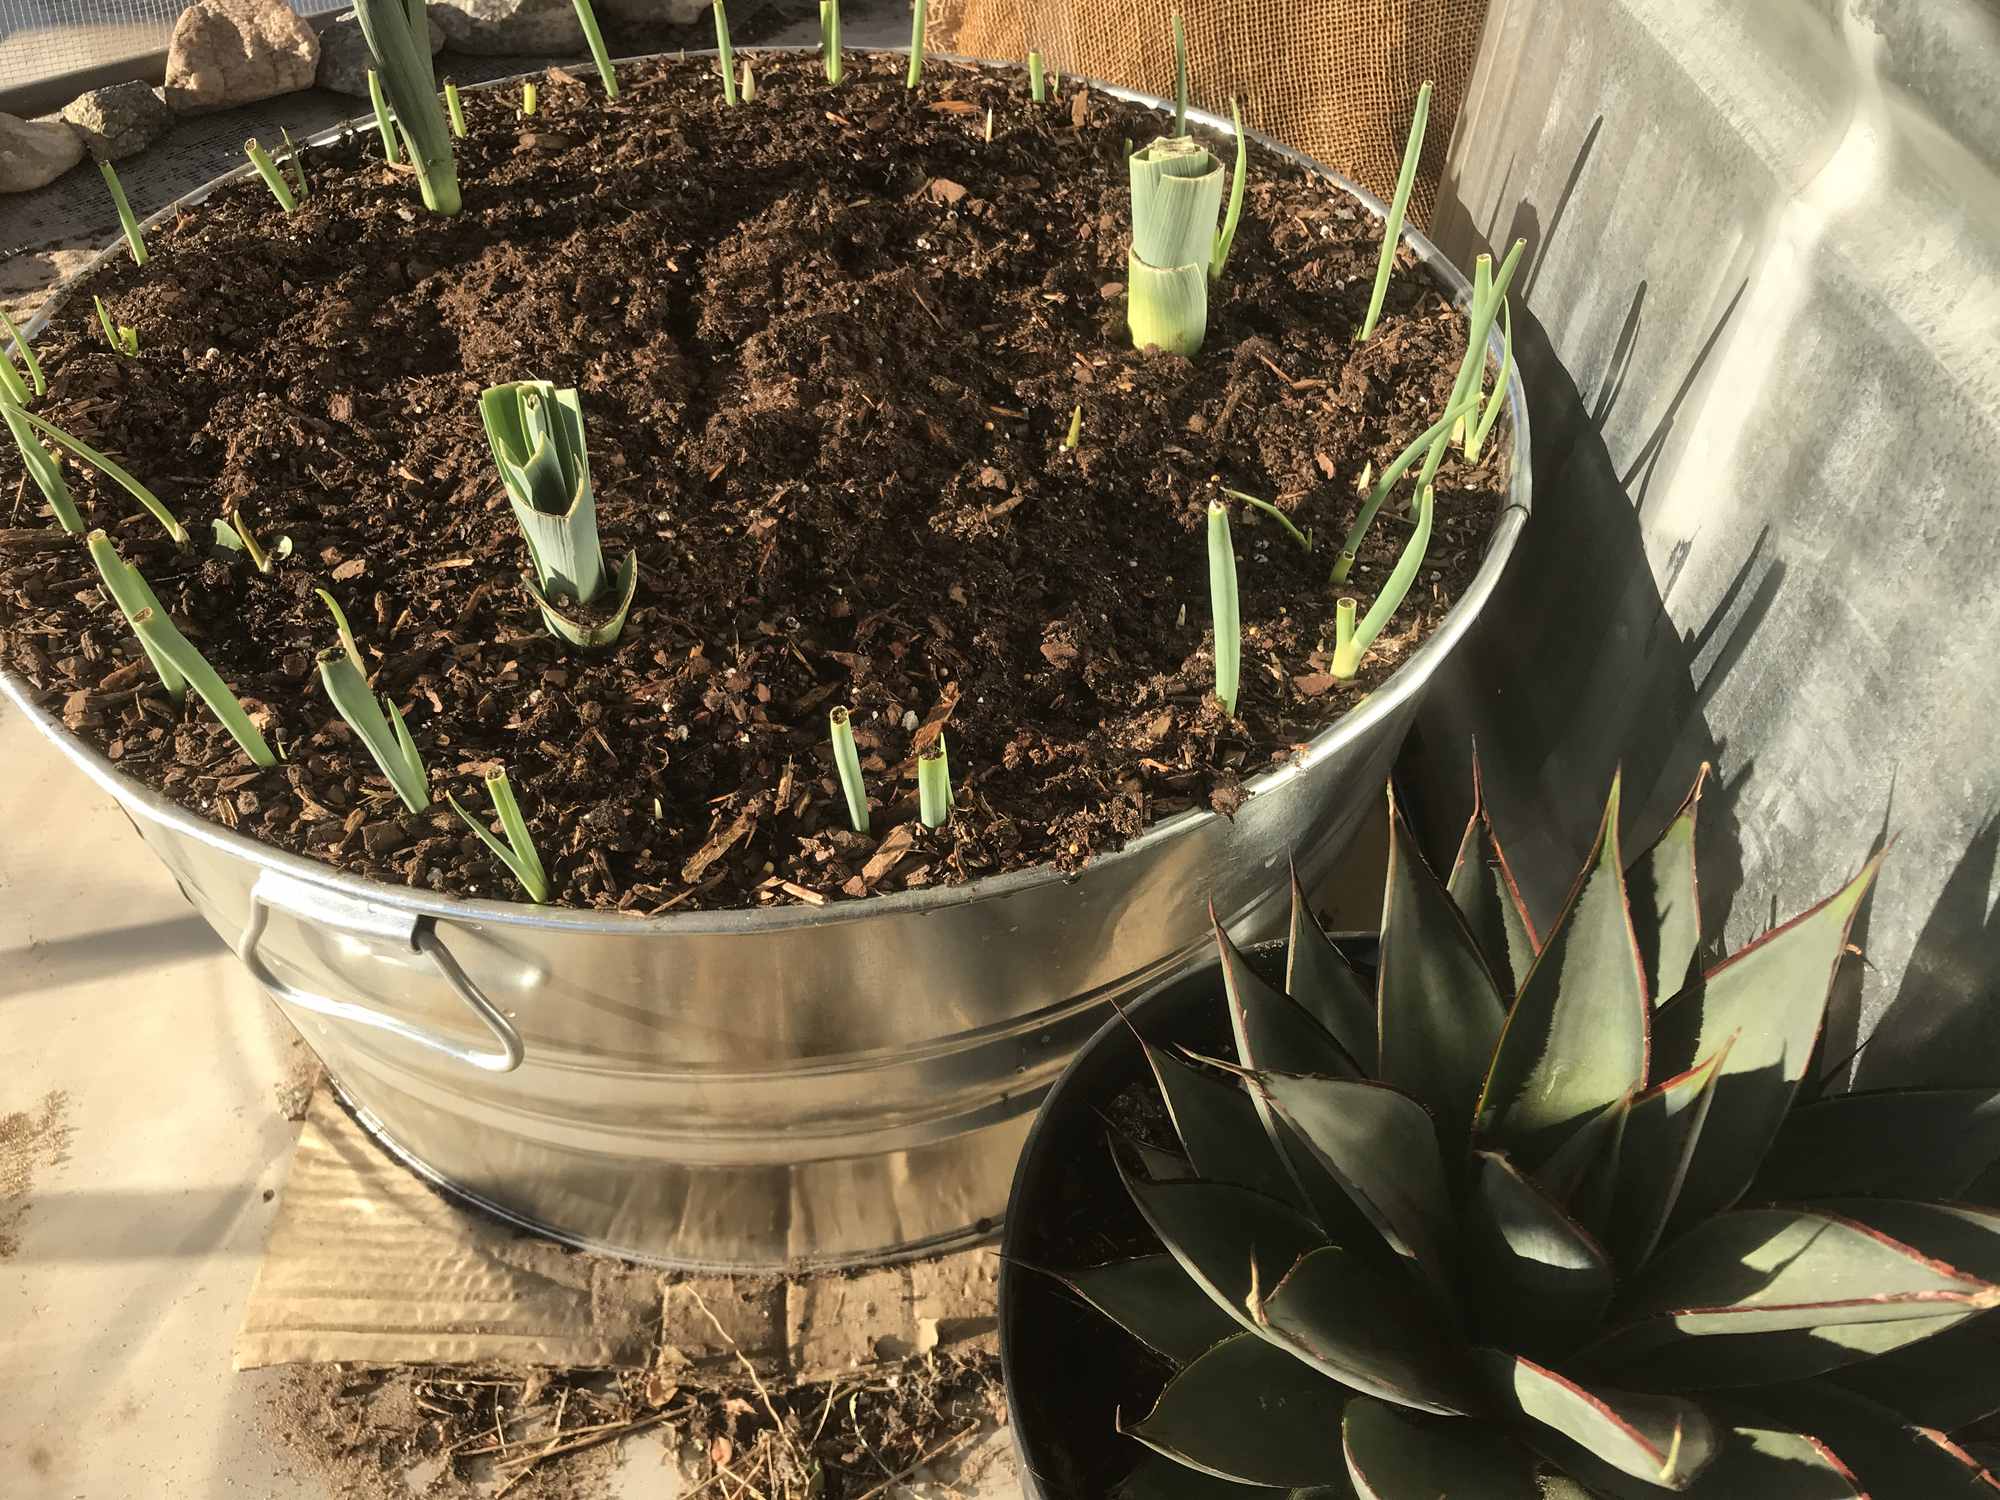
[1652,856,1883,1229]
[1608,1043,1732,1271]
[524,549,639,649]
[1108,1453,1300,1500]
[1446,750,1539,997]
[1464,1150,1613,1355]
[1588,1207,2000,1387]
[1750,1087,2000,1201]
[1115,1155,1324,1341]
[1831,1315,2000,1430]
[1534,1094,1629,1211]
[1147,1044,1306,1211]
[1484,1351,1717,1491]
[1378,786,1505,1145]
[1476,775,1649,1165]
[1283,867,1374,1062]
[1627,767,1706,1005]
[1255,1074,1456,1307]
[1043,1254,1241,1365]
[1530,1424,1862,1500]
[1249,1246,1472,1414]
[1341,1396,1540,1497]
[1126,1331,1349,1487]
[1748,1381,2000,1499]
[1807,1199,2000,1278]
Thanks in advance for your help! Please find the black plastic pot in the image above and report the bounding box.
[996,936,1375,1500]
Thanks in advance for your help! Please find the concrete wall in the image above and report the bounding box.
[1412,0,2000,1080]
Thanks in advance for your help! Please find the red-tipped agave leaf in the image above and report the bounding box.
[1446,748,1541,999]
[1608,1041,1733,1271]
[1125,1331,1351,1487]
[1485,1351,1718,1491]
[1284,865,1375,1063]
[1145,1042,1309,1211]
[1340,1395,1541,1497]
[1750,1381,2000,1498]
[1750,1086,2000,1202]
[1046,1254,1244,1365]
[1464,1150,1614,1355]
[1626,766,1707,1007]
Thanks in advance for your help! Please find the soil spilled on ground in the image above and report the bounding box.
[0,54,1511,912]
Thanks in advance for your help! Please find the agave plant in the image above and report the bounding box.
[1050,769,2000,1498]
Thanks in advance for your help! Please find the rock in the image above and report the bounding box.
[0,113,83,194]
[61,81,174,161]
[315,11,445,97]
[429,0,586,56]
[595,0,709,22]
[163,0,319,114]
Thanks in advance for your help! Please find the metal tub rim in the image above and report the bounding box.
[2,48,1532,942]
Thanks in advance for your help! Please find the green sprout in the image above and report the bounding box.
[87,530,181,698]
[1356,81,1431,343]
[480,380,638,648]
[715,0,737,105]
[571,0,619,98]
[244,138,297,213]
[1464,298,1513,463]
[820,0,842,83]
[366,68,402,163]
[0,344,24,403]
[449,770,549,902]
[1128,136,1225,355]
[444,81,467,138]
[1063,404,1081,450]
[211,501,292,573]
[1210,97,1248,280]
[907,0,927,88]
[917,735,951,829]
[985,107,993,143]
[522,80,539,116]
[1222,487,1309,553]
[1409,239,1525,507]
[132,602,276,766]
[6,404,185,543]
[1171,11,1189,136]
[99,159,148,266]
[0,309,46,396]
[279,126,309,198]
[316,588,365,671]
[93,296,137,357]
[1333,484,1433,679]
[1207,500,1239,716]
[1,405,79,532]
[318,648,430,812]
[829,705,868,833]
[1029,49,1046,103]
[741,58,757,102]
[354,0,460,214]
[1329,391,1481,586]
[1332,594,1358,677]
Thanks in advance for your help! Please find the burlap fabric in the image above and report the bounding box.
[928,0,1490,224]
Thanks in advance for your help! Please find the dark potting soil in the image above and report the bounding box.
[0,55,1511,912]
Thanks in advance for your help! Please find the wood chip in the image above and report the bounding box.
[331,559,366,581]
[926,178,969,205]
[858,823,917,885]
[680,807,754,884]
[1292,672,1338,698]
[780,881,827,907]
[927,99,980,114]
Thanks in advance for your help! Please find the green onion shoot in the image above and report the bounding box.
[830,705,868,833]
[571,0,619,98]
[99,159,147,266]
[1222,487,1309,552]
[316,588,365,671]
[244,138,297,213]
[1128,135,1225,355]
[5,405,79,531]
[1207,500,1239,716]
[1410,239,1525,505]
[820,0,843,83]
[367,67,402,163]
[522,80,539,116]
[907,0,927,89]
[355,0,460,212]
[1333,485,1434,680]
[1333,596,1358,678]
[715,0,737,105]
[480,380,638,648]
[279,126,309,199]
[1028,50,1045,103]
[132,604,276,766]
[742,58,757,101]
[1063,404,1081,450]
[1328,390,1481,585]
[449,770,549,901]
[444,81,467,138]
[1171,11,1189,136]
[1211,97,1247,280]
[93,296,138,357]
[6,404,184,543]
[211,502,291,573]
[1357,80,1431,343]
[87,531,182,701]
[918,735,951,828]
[0,308,46,396]
[0,344,25,404]
[1464,297,1513,462]
[319,648,430,812]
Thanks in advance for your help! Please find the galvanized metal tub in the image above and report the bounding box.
[0,56,1530,1272]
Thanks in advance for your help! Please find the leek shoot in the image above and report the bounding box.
[355,0,461,213]
[1210,97,1247,280]
[522,80,539,116]
[1171,11,1189,136]
[1357,81,1430,343]
[820,0,842,83]
[1328,391,1481,585]
[1333,485,1434,679]
[918,736,951,828]
[1465,298,1513,462]
[1127,136,1224,355]
[87,531,182,700]
[94,296,137,356]
[1029,50,1045,103]
[1207,500,1239,715]
[830,705,868,833]
[319,648,431,812]
[244,138,297,212]
[367,68,401,163]
[99,159,147,266]
[907,0,926,89]
[715,0,737,106]
[131,605,276,766]
[2,404,79,532]
[1222,487,1309,552]
[444,81,467,138]
[1063,404,1081,450]
[6,404,185,543]
[449,770,549,901]
[0,309,45,396]
[571,0,619,98]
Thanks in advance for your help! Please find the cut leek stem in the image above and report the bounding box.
[1028,50,1045,103]
[572,0,619,98]
[244,138,298,212]
[1334,485,1434,680]
[131,605,276,766]
[367,68,402,162]
[522,80,539,116]
[449,770,549,902]
[820,0,842,83]
[1207,501,1239,716]
[94,296,137,357]
[742,58,756,101]
[1210,97,1247,281]
[355,0,459,212]
[99,159,147,266]
[1328,391,1481,586]
[6,404,185,543]
[318,647,431,812]
[1332,596,1358,678]
[2,404,80,532]
[1357,81,1431,344]
[86,531,183,700]
[444,81,467,137]
[1128,135,1224,355]
[1063,404,1081,450]
[830,705,869,833]
[1223,487,1310,553]
[1465,298,1513,462]
[1171,11,1189,136]
[917,736,951,828]
[715,0,737,105]
[0,309,46,396]
[906,0,927,89]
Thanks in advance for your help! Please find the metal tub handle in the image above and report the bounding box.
[236,870,524,1073]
